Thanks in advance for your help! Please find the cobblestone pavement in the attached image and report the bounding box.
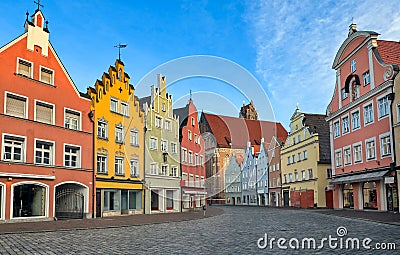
[0,206,399,254]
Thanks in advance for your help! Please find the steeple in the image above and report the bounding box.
[24,1,50,56]
[348,18,357,36]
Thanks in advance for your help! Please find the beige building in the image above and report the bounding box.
[280,107,332,208]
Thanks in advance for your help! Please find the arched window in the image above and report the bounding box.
[118,69,122,81]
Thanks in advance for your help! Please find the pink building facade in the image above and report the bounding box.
[326,24,399,211]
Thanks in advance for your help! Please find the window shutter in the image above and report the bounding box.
[6,94,26,118]
[18,60,31,77]
[36,102,53,124]
[41,68,53,84]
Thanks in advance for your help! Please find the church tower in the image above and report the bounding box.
[239,101,258,120]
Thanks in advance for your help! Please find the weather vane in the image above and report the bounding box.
[34,0,43,11]
[114,44,127,61]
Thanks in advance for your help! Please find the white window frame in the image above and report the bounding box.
[333,119,340,138]
[97,119,108,139]
[110,98,118,113]
[97,154,108,174]
[16,57,33,78]
[34,138,55,165]
[350,59,356,72]
[121,101,129,117]
[188,151,193,164]
[343,146,352,166]
[351,108,360,131]
[115,125,124,144]
[39,65,55,85]
[171,142,177,154]
[34,99,55,125]
[377,94,389,120]
[352,142,363,164]
[379,132,391,158]
[363,71,370,86]
[130,159,139,177]
[365,137,376,161]
[170,166,178,177]
[1,133,27,163]
[335,148,342,168]
[342,115,350,135]
[130,129,139,146]
[64,108,82,131]
[188,130,192,141]
[161,139,168,152]
[4,91,28,119]
[161,164,168,176]
[164,120,171,131]
[396,103,400,124]
[64,143,81,168]
[341,88,348,100]
[182,148,187,162]
[150,163,158,175]
[363,101,374,126]
[155,115,162,128]
[149,137,158,150]
[115,157,124,175]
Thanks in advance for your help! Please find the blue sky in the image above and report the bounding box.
[1,1,400,129]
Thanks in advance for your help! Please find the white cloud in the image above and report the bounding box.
[245,0,400,128]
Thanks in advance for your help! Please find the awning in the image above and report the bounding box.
[330,170,388,184]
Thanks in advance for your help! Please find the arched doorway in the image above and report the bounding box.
[55,183,86,219]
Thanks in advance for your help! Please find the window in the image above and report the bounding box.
[161,165,168,175]
[366,139,376,160]
[170,166,178,177]
[363,71,370,85]
[194,134,198,144]
[327,169,333,179]
[162,103,166,112]
[130,159,138,177]
[150,163,157,175]
[288,173,293,183]
[17,58,32,78]
[287,156,291,165]
[97,120,108,139]
[297,152,301,161]
[164,120,171,131]
[155,116,162,128]
[110,98,118,113]
[334,121,340,138]
[353,143,362,163]
[380,134,391,157]
[188,130,192,141]
[171,143,177,154]
[40,67,54,84]
[200,155,204,166]
[351,111,360,130]
[303,150,307,160]
[115,157,124,175]
[341,88,348,100]
[297,134,301,143]
[121,102,129,117]
[378,96,389,119]
[284,174,287,184]
[195,154,199,166]
[35,101,53,124]
[97,154,107,174]
[308,169,313,179]
[13,184,46,218]
[342,116,350,134]
[3,135,25,162]
[115,125,124,144]
[161,140,168,152]
[189,151,193,164]
[301,170,306,180]
[344,147,352,165]
[35,140,53,165]
[65,145,80,168]
[5,93,27,118]
[364,103,374,125]
[351,59,356,72]
[150,137,158,150]
[293,137,296,145]
[335,150,342,167]
[191,117,195,126]
[130,129,139,146]
[182,148,187,162]
[64,109,80,130]
[292,155,295,163]
[294,171,299,182]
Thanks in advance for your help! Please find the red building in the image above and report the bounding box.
[174,99,206,210]
[0,6,94,221]
[326,24,399,211]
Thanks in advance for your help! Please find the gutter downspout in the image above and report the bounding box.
[89,110,95,219]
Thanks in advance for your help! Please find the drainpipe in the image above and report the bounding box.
[143,114,147,214]
[88,110,95,219]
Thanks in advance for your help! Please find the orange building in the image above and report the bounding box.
[0,6,94,221]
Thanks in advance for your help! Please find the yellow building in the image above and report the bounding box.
[88,59,145,217]
[280,107,332,208]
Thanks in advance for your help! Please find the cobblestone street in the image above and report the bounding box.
[0,206,399,254]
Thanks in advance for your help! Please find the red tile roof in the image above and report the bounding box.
[377,40,400,66]
[202,113,288,149]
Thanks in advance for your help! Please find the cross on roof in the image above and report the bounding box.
[119,87,123,93]
[34,0,43,11]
